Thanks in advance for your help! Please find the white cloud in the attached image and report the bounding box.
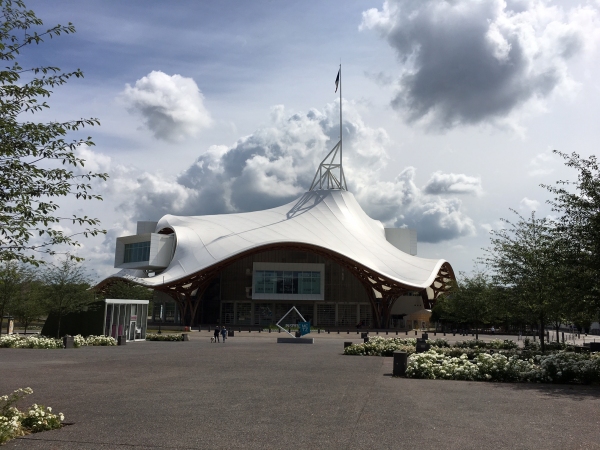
[84,102,479,245]
[520,197,540,211]
[423,171,483,196]
[528,150,558,176]
[120,70,212,142]
[360,0,600,129]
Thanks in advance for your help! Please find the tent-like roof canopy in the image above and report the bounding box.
[99,189,454,301]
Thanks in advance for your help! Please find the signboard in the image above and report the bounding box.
[131,315,137,321]
[298,321,311,336]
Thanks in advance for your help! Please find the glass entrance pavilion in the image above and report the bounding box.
[104,299,149,341]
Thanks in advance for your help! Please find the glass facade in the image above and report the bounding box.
[254,270,321,295]
[104,301,148,341]
[124,241,151,263]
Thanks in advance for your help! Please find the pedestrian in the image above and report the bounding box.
[221,326,227,343]
[214,325,220,343]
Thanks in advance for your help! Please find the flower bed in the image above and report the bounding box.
[75,335,117,347]
[0,335,62,349]
[406,350,600,384]
[344,337,417,356]
[343,336,599,384]
[0,388,64,445]
[0,334,116,349]
[146,333,184,341]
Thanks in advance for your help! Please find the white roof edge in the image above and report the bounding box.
[100,190,451,290]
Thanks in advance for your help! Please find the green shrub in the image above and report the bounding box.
[146,333,184,341]
[405,350,600,384]
[0,335,62,349]
[0,388,63,445]
[343,336,416,356]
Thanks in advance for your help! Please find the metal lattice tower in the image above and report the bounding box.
[310,64,347,191]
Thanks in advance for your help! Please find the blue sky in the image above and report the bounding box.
[19,0,600,279]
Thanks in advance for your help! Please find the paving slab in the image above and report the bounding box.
[1,335,599,449]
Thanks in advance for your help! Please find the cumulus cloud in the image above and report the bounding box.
[360,0,599,129]
[423,171,483,196]
[520,197,540,211]
[528,151,558,176]
[121,70,212,141]
[96,102,478,243]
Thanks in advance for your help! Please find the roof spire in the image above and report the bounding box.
[310,64,347,191]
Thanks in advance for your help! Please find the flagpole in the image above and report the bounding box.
[339,63,342,170]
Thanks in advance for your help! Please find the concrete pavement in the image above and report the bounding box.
[1,333,599,449]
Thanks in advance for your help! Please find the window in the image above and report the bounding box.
[124,241,151,263]
[254,270,321,295]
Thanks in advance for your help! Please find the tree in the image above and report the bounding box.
[543,151,600,325]
[0,0,108,266]
[0,260,21,333]
[42,256,94,337]
[438,271,496,339]
[12,269,44,334]
[484,210,561,352]
[97,280,153,301]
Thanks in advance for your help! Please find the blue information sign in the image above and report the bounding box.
[298,321,311,336]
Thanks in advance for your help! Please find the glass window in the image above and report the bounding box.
[124,241,151,263]
[254,270,321,295]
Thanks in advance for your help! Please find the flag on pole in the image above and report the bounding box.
[335,69,340,93]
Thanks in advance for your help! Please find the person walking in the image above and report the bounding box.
[221,326,227,343]
[214,325,220,343]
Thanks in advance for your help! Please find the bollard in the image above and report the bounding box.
[269,328,271,333]
[278,328,281,333]
[363,337,369,343]
[395,331,398,335]
[228,330,234,337]
[376,330,379,335]
[344,341,353,349]
[182,334,189,341]
[318,329,320,334]
[347,330,349,334]
[328,330,330,334]
[117,335,126,346]
[393,351,408,377]
[386,331,388,335]
[414,330,417,336]
[443,332,446,336]
[63,335,74,349]
[453,332,456,336]
[434,331,436,336]
[405,331,408,336]
[337,330,340,334]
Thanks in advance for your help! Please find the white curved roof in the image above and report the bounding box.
[110,190,448,289]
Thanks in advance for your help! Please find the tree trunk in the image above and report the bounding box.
[56,313,62,339]
[539,315,546,352]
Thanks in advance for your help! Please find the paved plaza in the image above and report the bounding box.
[1,332,599,449]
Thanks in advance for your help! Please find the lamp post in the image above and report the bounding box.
[158,304,163,334]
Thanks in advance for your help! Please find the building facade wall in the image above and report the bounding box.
[150,248,431,329]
